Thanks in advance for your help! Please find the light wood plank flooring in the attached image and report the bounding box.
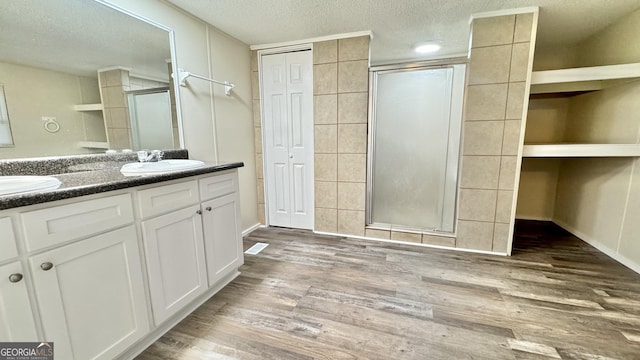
[136,221,640,359]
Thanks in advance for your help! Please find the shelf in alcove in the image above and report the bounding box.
[78,141,109,149]
[522,144,640,158]
[530,63,640,95]
[74,103,103,112]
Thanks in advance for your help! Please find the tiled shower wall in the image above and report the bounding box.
[99,69,133,150]
[252,15,535,253]
[457,13,536,252]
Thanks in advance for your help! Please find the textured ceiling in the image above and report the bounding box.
[166,0,640,65]
[0,0,171,79]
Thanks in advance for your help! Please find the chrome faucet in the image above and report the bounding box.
[137,150,164,162]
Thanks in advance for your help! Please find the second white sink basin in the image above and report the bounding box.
[0,176,62,196]
[120,159,205,175]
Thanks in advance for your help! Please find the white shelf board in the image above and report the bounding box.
[530,63,640,94]
[522,144,640,158]
[74,103,103,111]
[78,141,109,149]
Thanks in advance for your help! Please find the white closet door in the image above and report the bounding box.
[261,50,314,229]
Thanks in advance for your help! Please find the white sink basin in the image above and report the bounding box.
[0,176,62,196]
[120,159,205,175]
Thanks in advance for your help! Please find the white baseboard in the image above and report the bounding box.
[313,230,507,256]
[553,219,640,275]
[242,223,264,237]
[515,215,553,221]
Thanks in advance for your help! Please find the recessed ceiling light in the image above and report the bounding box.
[414,42,441,54]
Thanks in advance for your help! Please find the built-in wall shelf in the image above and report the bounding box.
[522,144,640,158]
[74,103,103,112]
[530,63,640,94]
[78,141,109,149]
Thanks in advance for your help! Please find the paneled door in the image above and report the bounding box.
[261,50,314,229]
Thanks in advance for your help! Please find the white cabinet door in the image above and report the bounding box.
[0,261,38,342]
[30,226,149,360]
[201,193,244,286]
[141,205,208,325]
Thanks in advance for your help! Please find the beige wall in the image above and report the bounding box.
[208,27,258,232]
[553,80,640,268]
[575,7,640,67]
[106,0,259,230]
[0,61,99,158]
[519,7,640,270]
[516,97,568,220]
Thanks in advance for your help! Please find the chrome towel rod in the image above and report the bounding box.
[175,68,235,96]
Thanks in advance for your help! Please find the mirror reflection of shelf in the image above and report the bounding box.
[78,141,109,149]
[530,62,640,95]
[522,144,640,158]
[74,103,103,112]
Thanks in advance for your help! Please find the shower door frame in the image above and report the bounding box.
[366,58,467,234]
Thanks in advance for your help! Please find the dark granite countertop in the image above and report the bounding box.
[0,156,244,210]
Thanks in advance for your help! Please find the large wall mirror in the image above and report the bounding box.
[0,0,183,159]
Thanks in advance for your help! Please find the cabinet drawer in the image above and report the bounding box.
[137,180,199,219]
[21,194,134,252]
[199,172,238,201]
[0,217,18,262]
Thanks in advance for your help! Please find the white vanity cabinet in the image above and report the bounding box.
[0,217,38,342]
[199,173,244,286]
[30,226,149,360]
[0,261,38,341]
[0,166,244,359]
[138,181,208,325]
[21,195,149,360]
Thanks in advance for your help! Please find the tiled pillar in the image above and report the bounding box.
[98,69,132,150]
[457,13,536,252]
[314,36,370,235]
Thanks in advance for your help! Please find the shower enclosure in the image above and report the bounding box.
[367,63,466,233]
[127,88,173,150]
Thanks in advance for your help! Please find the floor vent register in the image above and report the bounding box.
[244,242,269,255]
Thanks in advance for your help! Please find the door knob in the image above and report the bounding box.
[9,273,23,283]
[288,153,293,159]
[205,206,212,211]
[40,262,54,271]
[196,209,203,215]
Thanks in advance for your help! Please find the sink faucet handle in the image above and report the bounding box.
[151,150,164,161]
[137,150,149,162]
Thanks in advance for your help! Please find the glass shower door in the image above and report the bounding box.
[368,65,465,233]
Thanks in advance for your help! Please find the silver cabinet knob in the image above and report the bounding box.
[40,262,54,271]
[205,206,212,211]
[9,273,23,283]
[196,209,202,215]
[289,153,293,159]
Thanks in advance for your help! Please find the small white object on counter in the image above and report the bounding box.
[0,176,61,196]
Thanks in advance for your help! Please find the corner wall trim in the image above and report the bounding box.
[242,223,264,237]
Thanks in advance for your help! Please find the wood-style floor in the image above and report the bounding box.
[136,221,640,359]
